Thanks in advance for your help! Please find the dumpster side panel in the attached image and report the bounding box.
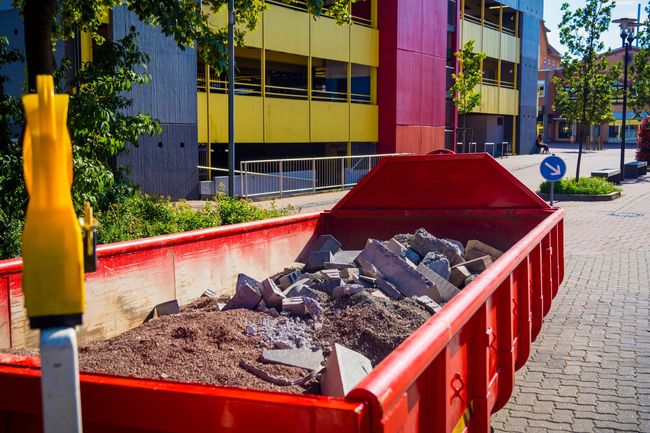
[347,209,565,433]
[0,364,369,433]
[0,214,323,349]
[0,277,9,348]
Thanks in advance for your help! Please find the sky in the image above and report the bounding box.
[544,0,649,54]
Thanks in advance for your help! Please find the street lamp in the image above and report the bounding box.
[612,17,638,183]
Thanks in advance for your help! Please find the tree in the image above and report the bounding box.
[630,1,650,117]
[552,0,620,181]
[451,40,486,149]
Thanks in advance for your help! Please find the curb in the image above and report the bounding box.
[536,191,622,202]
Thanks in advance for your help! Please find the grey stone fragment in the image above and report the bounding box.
[223,283,262,311]
[359,276,377,285]
[356,239,436,299]
[357,257,381,279]
[331,284,365,298]
[411,228,464,266]
[321,269,341,280]
[420,252,451,280]
[286,284,318,299]
[392,233,414,248]
[201,288,219,298]
[237,273,261,292]
[255,301,268,313]
[154,300,180,317]
[324,262,354,270]
[405,249,421,265]
[260,278,285,309]
[386,238,417,267]
[311,277,343,295]
[261,348,324,371]
[279,270,303,289]
[465,240,503,262]
[217,302,226,311]
[311,235,342,254]
[464,248,487,261]
[340,267,360,281]
[283,277,313,295]
[266,308,280,317]
[449,265,472,288]
[307,250,333,271]
[456,256,492,273]
[464,274,479,286]
[416,263,460,302]
[414,295,443,314]
[331,250,361,265]
[282,297,306,316]
[321,343,373,397]
[445,239,465,255]
[303,297,324,320]
[375,277,403,300]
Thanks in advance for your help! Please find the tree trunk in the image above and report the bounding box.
[575,122,584,182]
[23,0,57,91]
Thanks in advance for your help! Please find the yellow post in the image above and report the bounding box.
[22,75,85,328]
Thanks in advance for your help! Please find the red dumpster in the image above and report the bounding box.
[0,154,564,433]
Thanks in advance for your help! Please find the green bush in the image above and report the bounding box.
[539,177,621,195]
[96,192,294,244]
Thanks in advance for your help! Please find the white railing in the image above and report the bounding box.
[199,153,410,199]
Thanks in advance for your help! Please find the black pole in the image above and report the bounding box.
[620,41,630,184]
[227,0,235,197]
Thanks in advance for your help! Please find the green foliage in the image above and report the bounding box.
[539,177,621,195]
[630,1,650,117]
[552,0,620,180]
[451,40,486,116]
[97,191,293,244]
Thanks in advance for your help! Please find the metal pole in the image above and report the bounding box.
[312,159,316,194]
[279,161,283,198]
[549,181,554,206]
[620,41,630,184]
[341,157,345,189]
[227,0,235,197]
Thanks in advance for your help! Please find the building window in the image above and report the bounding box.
[501,60,515,88]
[351,64,373,104]
[482,57,498,86]
[351,0,372,26]
[483,1,500,30]
[464,0,481,24]
[502,7,517,35]
[559,121,572,139]
[197,47,262,96]
[538,80,545,97]
[265,51,308,99]
[312,58,347,102]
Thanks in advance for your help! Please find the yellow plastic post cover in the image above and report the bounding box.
[21,75,85,328]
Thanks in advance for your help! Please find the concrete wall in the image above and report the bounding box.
[112,7,199,199]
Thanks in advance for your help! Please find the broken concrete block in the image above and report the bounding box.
[321,343,373,397]
[303,297,324,320]
[321,269,341,280]
[464,248,486,261]
[261,348,324,371]
[279,270,303,289]
[340,267,360,281]
[370,290,390,300]
[217,302,226,311]
[464,274,479,287]
[465,240,503,262]
[420,252,451,281]
[222,283,262,311]
[283,277,312,295]
[386,238,417,268]
[261,278,285,309]
[405,249,421,265]
[356,257,382,279]
[456,255,492,274]
[311,235,342,255]
[445,239,465,255]
[311,277,343,295]
[282,297,306,316]
[376,277,403,300]
[356,239,436,299]
[237,273,261,292]
[285,284,318,299]
[307,250,333,271]
[324,262,354,270]
[201,288,219,298]
[331,284,365,298]
[255,302,269,313]
[331,250,360,265]
[414,295,443,314]
[411,228,464,266]
[153,300,180,318]
[266,308,280,317]
[449,265,472,288]
[359,275,377,285]
[416,263,460,302]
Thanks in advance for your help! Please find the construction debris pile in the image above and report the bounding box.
[79,228,502,396]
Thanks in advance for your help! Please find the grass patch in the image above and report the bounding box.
[97,192,294,244]
[539,177,621,196]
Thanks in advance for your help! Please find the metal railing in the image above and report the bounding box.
[224,153,410,199]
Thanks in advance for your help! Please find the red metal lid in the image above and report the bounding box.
[333,154,550,210]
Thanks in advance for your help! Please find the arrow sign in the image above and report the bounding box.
[540,155,567,181]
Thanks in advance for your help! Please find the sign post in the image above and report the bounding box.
[539,155,567,206]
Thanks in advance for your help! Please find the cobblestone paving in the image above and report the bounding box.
[492,149,650,432]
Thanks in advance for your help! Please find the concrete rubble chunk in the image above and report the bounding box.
[321,269,341,280]
[420,252,451,280]
[261,348,324,371]
[416,263,460,302]
[340,267,360,282]
[386,238,417,267]
[260,278,285,309]
[376,277,403,300]
[311,235,343,255]
[283,277,312,295]
[303,297,324,320]
[201,288,219,298]
[153,300,180,317]
[237,273,261,292]
[356,239,437,299]
[223,282,262,311]
[464,274,479,287]
[307,250,334,271]
[465,240,503,262]
[357,257,382,279]
[411,228,464,266]
[321,343,373,397]
[217,302,226,311]
[405,249,422,265]
[324,262,354,270]
[456,256,492,274]
[330,250,360,265]
[311,277,343,295]
[279,270,303,289]
[445,239,465,255]
[285,284,318,299]
[449,265,472,288]
[331,284,365,298]
[414,295,443,314]
[282,297,306,316]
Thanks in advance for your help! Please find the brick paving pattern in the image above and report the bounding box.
[492,148,650,432]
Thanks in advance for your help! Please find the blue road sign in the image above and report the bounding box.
[540,155,567,181]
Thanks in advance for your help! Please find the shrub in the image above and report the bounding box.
[636,117,650,163]
[539,177,621,195]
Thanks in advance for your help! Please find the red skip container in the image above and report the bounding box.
[0,154,564,433]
